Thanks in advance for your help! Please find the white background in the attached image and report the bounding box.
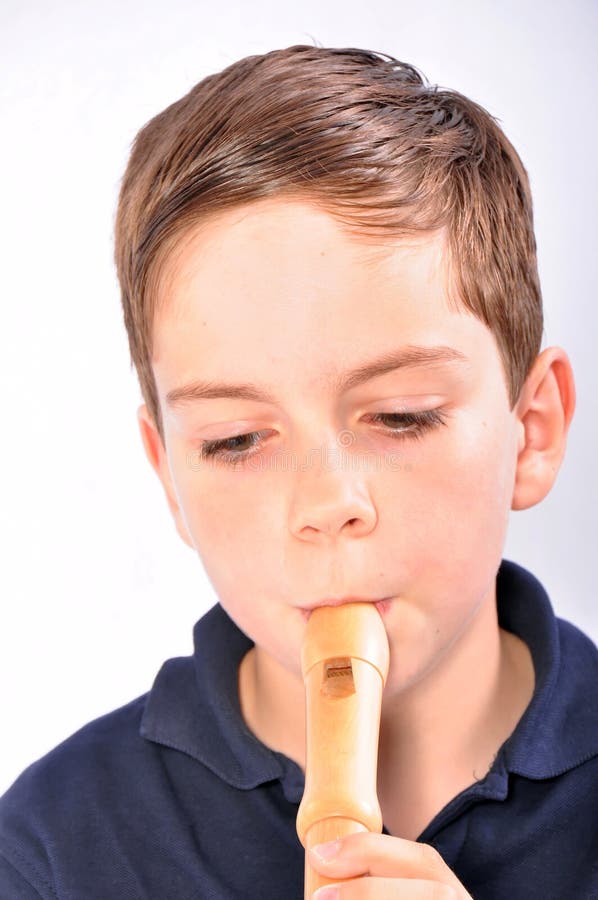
[1,0,596,795]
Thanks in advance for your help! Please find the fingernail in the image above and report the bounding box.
[310,839,342,862]
[313,887,340,900]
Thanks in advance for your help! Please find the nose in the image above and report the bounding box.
[288,444,377,540]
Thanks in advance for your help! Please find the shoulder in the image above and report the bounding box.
[557,613,598,658]
[1,691,150,809]
[556,613,598,710]
[0,693,150,896]
[541,615,598,789]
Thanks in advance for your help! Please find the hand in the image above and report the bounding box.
[308,833,474,899]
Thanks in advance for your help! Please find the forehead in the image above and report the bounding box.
[150,198,489,394]
[159,198,448,285]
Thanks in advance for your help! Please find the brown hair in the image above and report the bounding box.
[114,44,543,444]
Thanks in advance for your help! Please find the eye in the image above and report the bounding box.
[197,430,271,468]
[195,408,450,468]
[365,408,450,440]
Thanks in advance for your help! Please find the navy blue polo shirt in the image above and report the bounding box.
[1,559,597,898]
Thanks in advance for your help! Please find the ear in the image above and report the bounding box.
[511,347,576,511]
[137,403,195,549]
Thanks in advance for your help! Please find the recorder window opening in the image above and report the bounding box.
[323,658,356,697]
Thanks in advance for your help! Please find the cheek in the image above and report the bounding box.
[383,417,515,576]
[454,417,516,527]
[178,467,281,594]
[380,423,515,686]
[445,426,513,542]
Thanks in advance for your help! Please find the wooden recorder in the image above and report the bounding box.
[296,601,390,898]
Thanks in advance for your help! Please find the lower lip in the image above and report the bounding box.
[299,598,393,622]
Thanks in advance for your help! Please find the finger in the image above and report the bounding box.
[312,876,458,899]
[309,833,447,881]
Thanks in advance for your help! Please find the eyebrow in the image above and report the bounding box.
[165,344,469,410]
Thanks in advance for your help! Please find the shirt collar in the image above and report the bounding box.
[495,560,598,778]
[140,559,598,803]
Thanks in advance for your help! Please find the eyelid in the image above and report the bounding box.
[200,406,452,464]
[363,394,448,412]
[193,419,261,440]
[197,405,452,467]
[193,396,448,437]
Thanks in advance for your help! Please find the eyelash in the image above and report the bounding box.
[196,408,451,468]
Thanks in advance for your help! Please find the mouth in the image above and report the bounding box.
[297,597,393,622]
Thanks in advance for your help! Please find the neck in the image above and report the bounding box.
[375,594,534,815]
[237,590,534,831]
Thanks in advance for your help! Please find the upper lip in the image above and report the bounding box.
[300,596,386,611]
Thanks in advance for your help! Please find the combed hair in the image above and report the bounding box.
[114,44,543,442]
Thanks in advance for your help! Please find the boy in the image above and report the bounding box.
[0,44,596,899]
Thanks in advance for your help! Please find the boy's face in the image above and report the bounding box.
[145,197,523,696]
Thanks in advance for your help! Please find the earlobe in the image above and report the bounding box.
[511,348,576,511]
[136,404,196,551]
